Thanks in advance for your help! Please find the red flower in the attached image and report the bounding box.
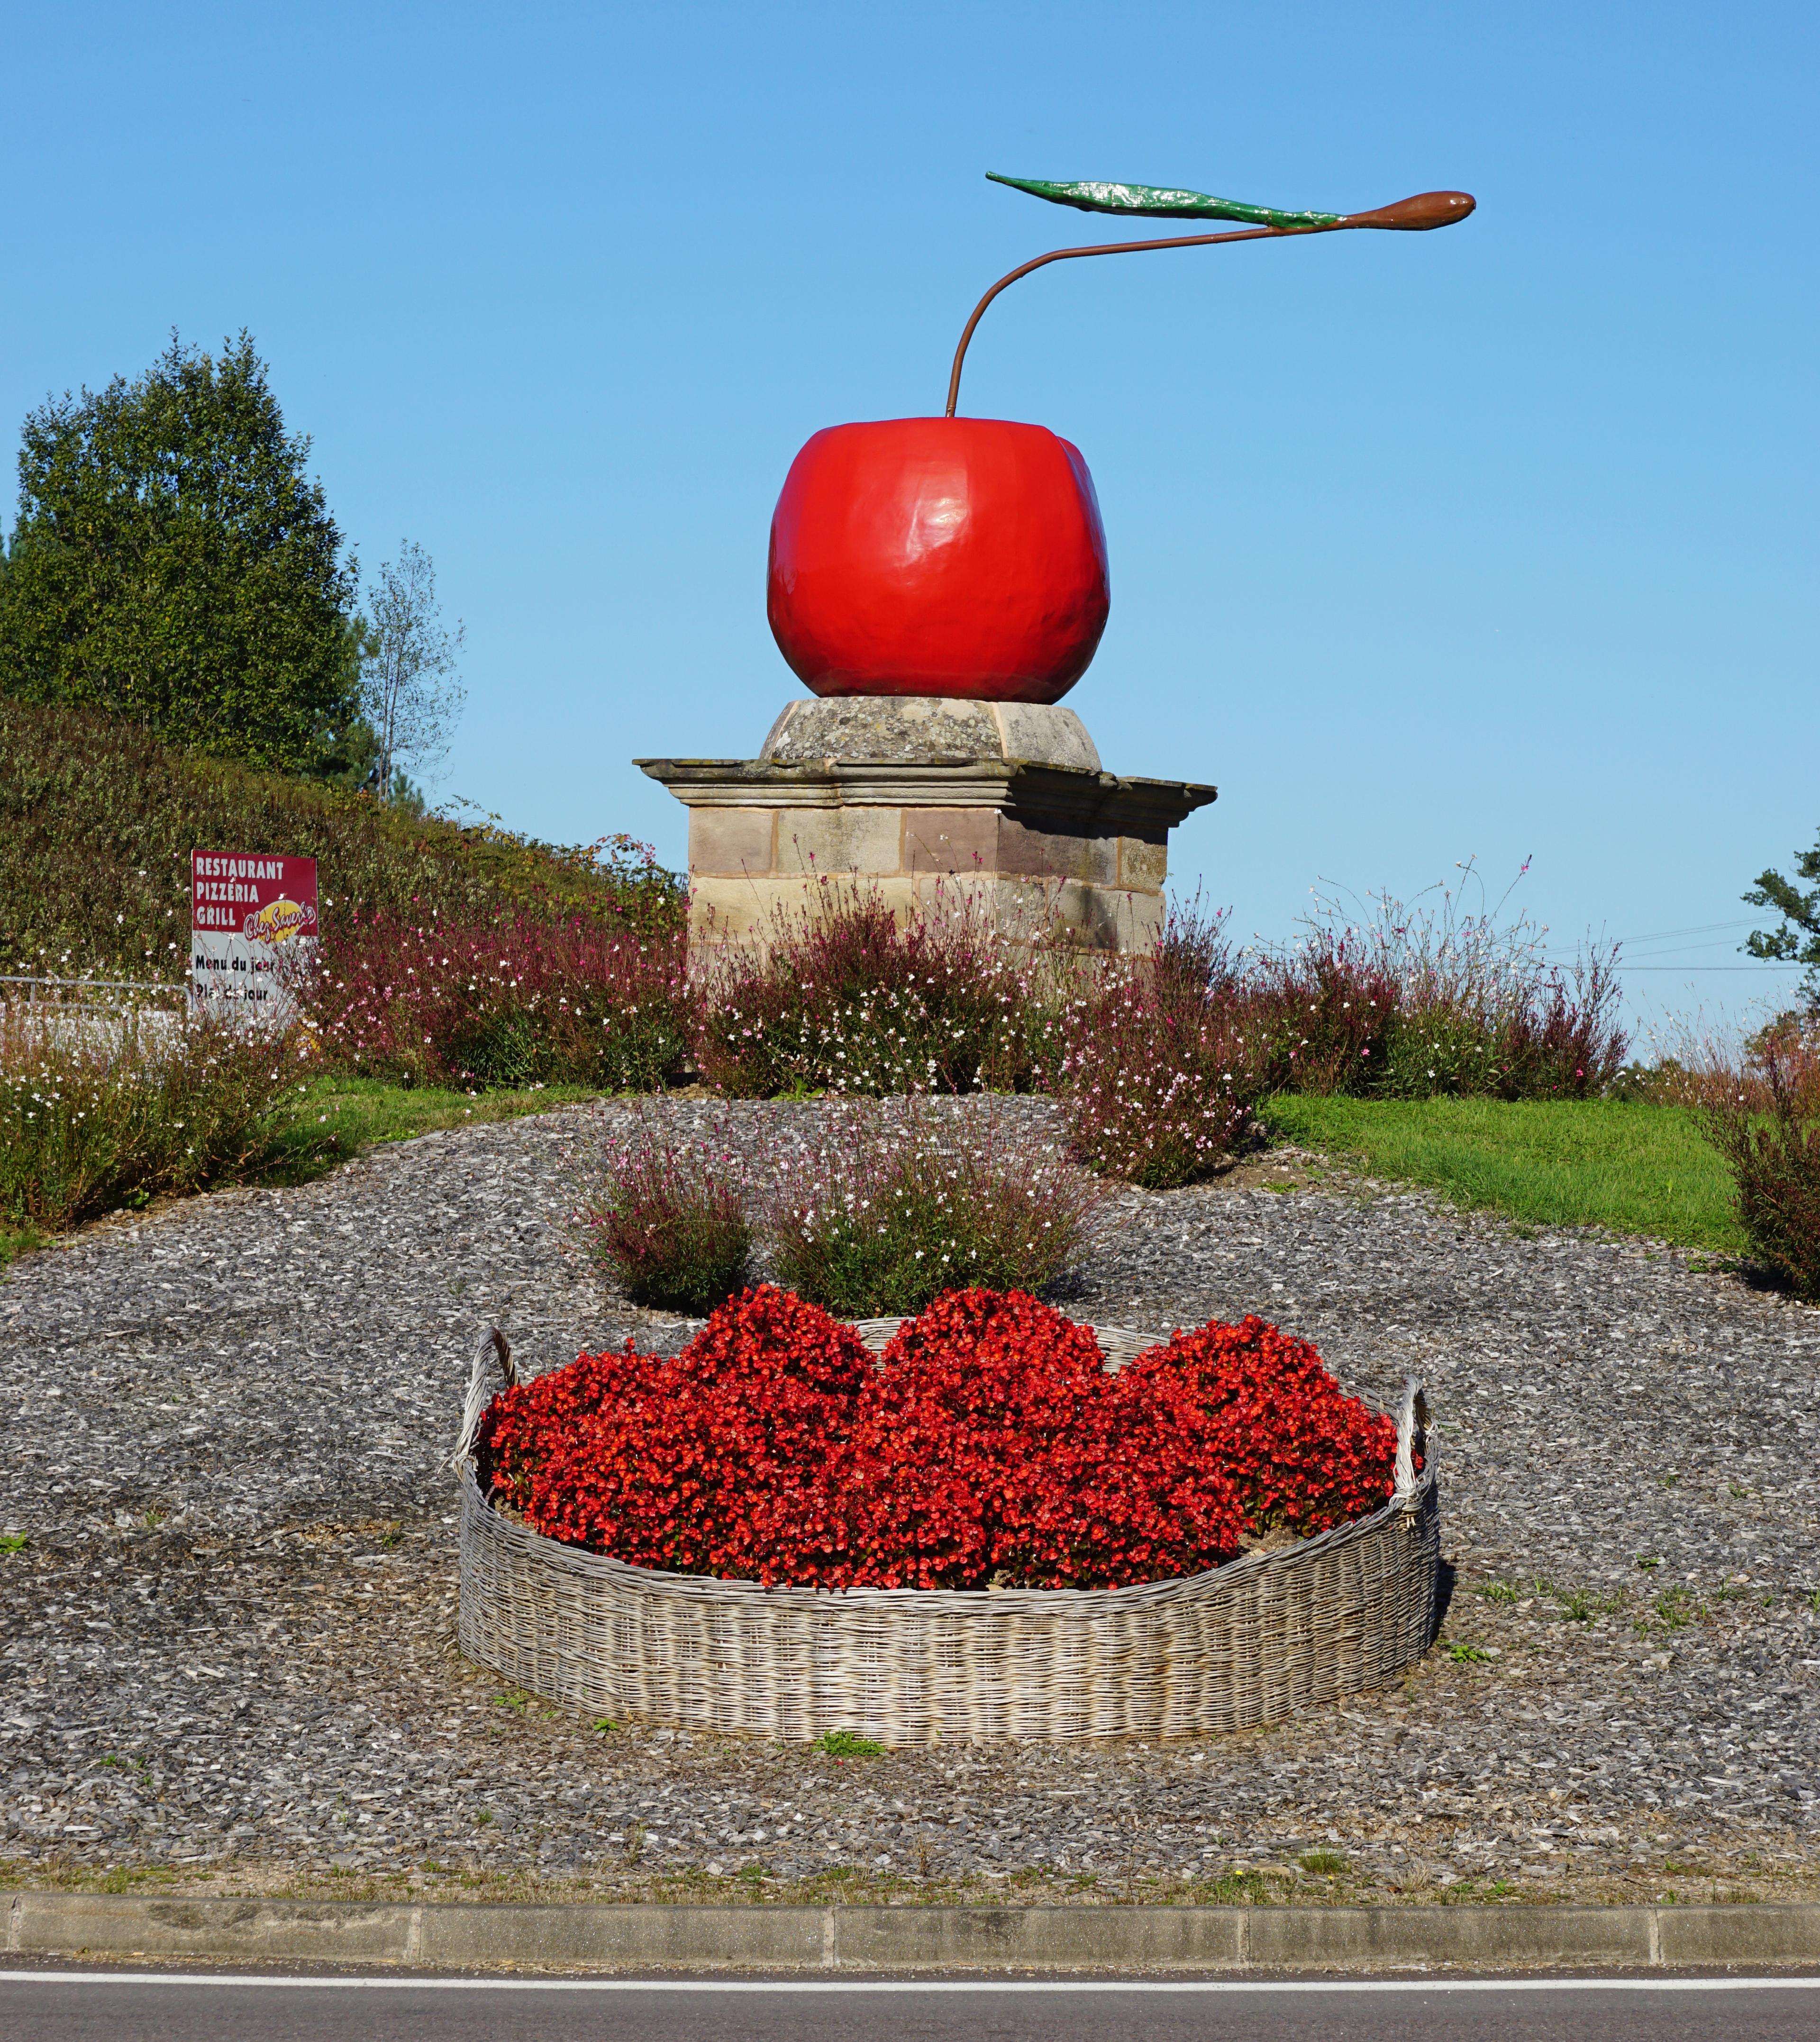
[1119,1316,1401,1536]
[475,1288,1400,1593]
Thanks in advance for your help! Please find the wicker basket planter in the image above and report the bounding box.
[453,1318,1438,1746]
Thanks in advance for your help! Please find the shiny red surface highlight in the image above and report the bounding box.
[766,417,1110,703]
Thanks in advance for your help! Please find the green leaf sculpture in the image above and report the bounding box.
[943,175,1474,412]
[986,173,1341,232]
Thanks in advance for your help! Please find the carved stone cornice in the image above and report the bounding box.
[636,757,1216,834]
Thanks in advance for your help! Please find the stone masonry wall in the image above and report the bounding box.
[685,802,1167,953]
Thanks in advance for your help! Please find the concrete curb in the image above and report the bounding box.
[6,1894,1820,1972]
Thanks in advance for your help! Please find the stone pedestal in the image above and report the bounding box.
[637,698,1215,956]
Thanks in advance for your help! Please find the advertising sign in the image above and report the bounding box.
[190,850,319,1024]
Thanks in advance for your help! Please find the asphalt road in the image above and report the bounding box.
[3,1972,1820,2042]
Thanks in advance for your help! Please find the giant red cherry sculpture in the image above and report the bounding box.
[767,417,1109,705]
[766,177,1473,704]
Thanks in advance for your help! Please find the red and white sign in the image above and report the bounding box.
[190,850,319,1023]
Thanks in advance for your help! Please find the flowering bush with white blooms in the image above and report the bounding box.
[1056,911,1269,1190]
[0,1005,309,1232]
[764,1097,1112,1318]
[1241,866,1625,1101]
[1054,880,1629,1189]
[309,909,694,1091]
[575,1113,754,1315]
[695,883,1059,1099]
[573,1098,1112,1319]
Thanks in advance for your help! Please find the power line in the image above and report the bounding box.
[1614,918,1760,944]
[1540,918,1758,950]
[1619,942,1774,960]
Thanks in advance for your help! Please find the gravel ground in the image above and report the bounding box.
[1,1098,1817,1909]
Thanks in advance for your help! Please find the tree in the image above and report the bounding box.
[360,539,465,803]
[0,331,361,775]
[1744,830,1820,1008]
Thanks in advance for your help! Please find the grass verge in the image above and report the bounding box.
[0,1221,49,1271]
[257,1077,604,1185]
[0,1077,603,1271]
[1259,1095,1744,1253]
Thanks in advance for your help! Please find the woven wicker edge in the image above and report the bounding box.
[452,1317,1434,1617]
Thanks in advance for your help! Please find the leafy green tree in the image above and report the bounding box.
[0,330,360,774]
[1745,830,1820,1007]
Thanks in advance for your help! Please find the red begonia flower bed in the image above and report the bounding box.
[475,1285,1401,1593]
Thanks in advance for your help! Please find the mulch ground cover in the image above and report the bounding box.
[0,1098,1816,1909]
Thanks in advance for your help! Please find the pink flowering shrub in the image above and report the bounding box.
[1056,906,1270,1188]
[576,1116,753,1314]
[696,882,1058,1098]
[1052,878,1628,1187]
[1241,930,1400,1097]
[572,1098,1110,1319]
[765,1096,1112,1316]
[1699,1018,1820,1298]
[1484,955,1626,1099]
[309,910,693,1090]
[1255,870,1624,1101]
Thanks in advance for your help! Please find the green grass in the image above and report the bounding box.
[257,1075,602,1184]
[0,1075,602,1272]
[0,1222,48,1270]
[811,1731,885,1758]
[1258,1095,1743,1252]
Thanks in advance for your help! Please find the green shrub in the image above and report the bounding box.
[0,695,682,982]
[1377,999,1506,1099]
[1056,907,1267,1187]
[813,1731,884,1757]
[577,1119,753,1314]
[0,1007,311,1230]
[1702,1032,1820,1296]
[766,1099,1109,1318]
[696,882,1057,1098]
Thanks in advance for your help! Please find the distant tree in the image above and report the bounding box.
[309,617,383,791]
[360,539,465,803]
[1744,830,1820,1009]
[314,711,384,794]
[0,331,361,774]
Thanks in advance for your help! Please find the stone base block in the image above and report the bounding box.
[682,869,1166,954]
[760,695,1102,771]
[637,698,1213,958]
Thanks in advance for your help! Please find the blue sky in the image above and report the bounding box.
[3,1,1814,1035]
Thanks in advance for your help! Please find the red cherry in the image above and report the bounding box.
[767,417,1110,703]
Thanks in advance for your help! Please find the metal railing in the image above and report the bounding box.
[0,973,186,1006]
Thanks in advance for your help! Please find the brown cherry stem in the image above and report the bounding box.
[943,190,1474,417]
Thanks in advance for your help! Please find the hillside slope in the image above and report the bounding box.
[0,697,680,981]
